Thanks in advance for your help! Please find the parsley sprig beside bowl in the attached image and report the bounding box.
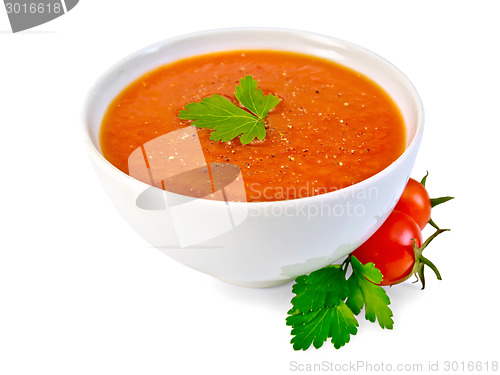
[286,256,393,350]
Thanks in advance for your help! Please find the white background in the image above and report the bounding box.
[1,1,499,374]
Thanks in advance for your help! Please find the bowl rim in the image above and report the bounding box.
[82,26,424,207]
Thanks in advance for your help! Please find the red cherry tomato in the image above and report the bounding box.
[394,178,431,230]
[352,210,422,286]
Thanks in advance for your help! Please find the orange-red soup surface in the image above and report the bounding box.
[100,50,406,202]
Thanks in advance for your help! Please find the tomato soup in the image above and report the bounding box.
[100,50,406,202]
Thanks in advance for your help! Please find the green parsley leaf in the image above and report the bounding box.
[235,75,281,120]
[288,265,349,314]
[286,265,357,350]
[287,256,394,350]
[329,302,360,349]
[288,301,359,350]
[179,95,265,144]
[178,75,281,145]
[346,256,394,329]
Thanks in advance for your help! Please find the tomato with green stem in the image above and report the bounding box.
[352,172,453,288]
[352,210,446,288]
[394,173,454,230]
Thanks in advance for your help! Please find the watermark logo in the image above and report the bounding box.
[129,126,249,248]
[3,0,78,33]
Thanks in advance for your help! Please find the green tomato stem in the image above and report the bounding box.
[420,228,450,252]
[419,255,442,281]
[411,227,449,289]
[428,218,441,230]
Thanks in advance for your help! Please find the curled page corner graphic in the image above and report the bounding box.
[4,0,79,33]
[64,0,78,11]
[130,127,249,248]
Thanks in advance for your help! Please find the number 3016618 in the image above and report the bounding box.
[444,361,498,372]
[5,2,62,14]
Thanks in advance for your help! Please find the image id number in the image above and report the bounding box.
[444,361,498,372]
[5,2,62,14]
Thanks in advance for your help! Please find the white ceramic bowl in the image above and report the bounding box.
[83,28,424,288]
